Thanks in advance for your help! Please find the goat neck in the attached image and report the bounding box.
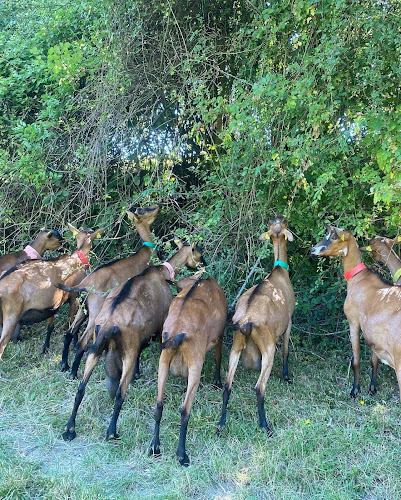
[378,248,401,284]
[160,246,199,281]
[340,234,365,278]
[366,237,401,284]
[272,233,289,270]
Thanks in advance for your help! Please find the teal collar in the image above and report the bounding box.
[274,260,289,271]
[142,241,157,249]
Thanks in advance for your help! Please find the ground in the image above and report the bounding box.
[0,317,400,499]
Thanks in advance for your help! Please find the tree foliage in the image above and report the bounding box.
[0,0,400,333]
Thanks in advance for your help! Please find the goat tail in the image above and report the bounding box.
[233,321,253,337]
[161,332,186,350]
[55,283,87,294]
[89,325,121,357]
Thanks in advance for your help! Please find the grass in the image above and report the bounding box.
[0,317,400,500]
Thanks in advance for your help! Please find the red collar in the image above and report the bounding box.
[74,250,90,270]
[344,263,366,281]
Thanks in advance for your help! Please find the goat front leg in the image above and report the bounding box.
[348,322,361,398]
[369,352,379,395]
[177,361,204,466]
[69,321,95,379]
[0,312,21,359]
[106,356,137,440]
[42,316,55,354]
[11,324,21,344]
[282,320,291,383]
[60,308,87,372]
[149,348,175,457]
[62,349,101,441]
[213,336,223,388]
[217,332,246,432]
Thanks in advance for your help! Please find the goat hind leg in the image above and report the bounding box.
[106,356,137,440]
[177,361,204,466]
[254,344,275,436]
[62,350,100,441]
[149,349,176,457]
[217,332,246,431]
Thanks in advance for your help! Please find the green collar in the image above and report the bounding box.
[274,260,289,271]
[142,241,157,249]
[393,267,401,284]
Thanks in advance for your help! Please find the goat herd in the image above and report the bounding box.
[0,204,400,466]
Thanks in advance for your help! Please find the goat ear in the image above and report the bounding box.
[174,237,183,249]
[91,228,105,240]
[67,223,79,238]
[126,210,136,222]
[386,236,401,245]
[334,228,348,241]
[284,229,294,242]
[259,231,271,241]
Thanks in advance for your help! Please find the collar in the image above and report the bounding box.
[73,250,90,270]
[344,263,366,281]
[161,261,175,280]
[142,241,157,249]
[393,268,401,284]
[274,260,289,271]
[24,245,41,260]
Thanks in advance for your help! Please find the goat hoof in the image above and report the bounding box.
[350,386,360,398]
[212,381,222,390]
[284,377,292,384]
[148,446,161,457]
[106,432,120,441]
[69,372,78,380]
[60,363,70,372]
[178,453,190,467]
[369,385,377,395]
[262,426,273,438]
[62,429,76,441]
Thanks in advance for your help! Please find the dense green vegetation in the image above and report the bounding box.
[1,0,400,328]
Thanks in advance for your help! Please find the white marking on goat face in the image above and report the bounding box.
[340,247,348,256]
[311,245,325,255]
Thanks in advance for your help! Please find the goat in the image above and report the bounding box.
[62,240,204,442]
[0,229,64,346]
[149,276,227,466]
[0,224,104,360]
[311,226,401,398]
[57,204,160,376]
[0,228,63,276]
[363,235,401,285]
[217,215,294,436]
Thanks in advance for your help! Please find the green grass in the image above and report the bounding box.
[0,317,400,500]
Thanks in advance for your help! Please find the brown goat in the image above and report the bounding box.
[149,276,227,466]
[218,216,295,436]
[0,229,64,347]
[311,227,401,398]
[364,236,401,285]
[58,204,160,376]
[62,241,204,442]
[0,228,63,276]
[0,224,104,359]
